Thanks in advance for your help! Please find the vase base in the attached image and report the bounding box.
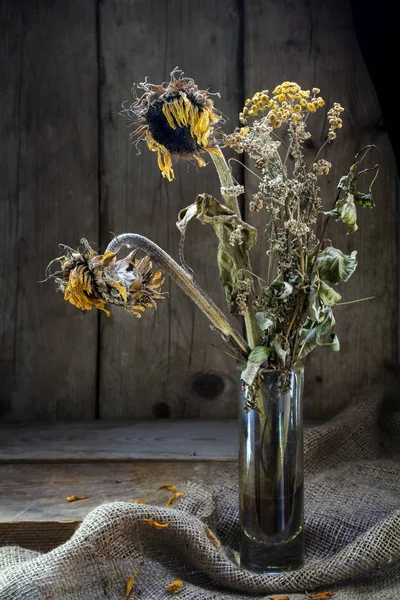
[239,527,304,573]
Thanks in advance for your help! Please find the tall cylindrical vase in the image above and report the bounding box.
[238,363,304,573]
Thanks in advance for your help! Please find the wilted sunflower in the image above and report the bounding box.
[46,239,165,318]
[122,68,222,181]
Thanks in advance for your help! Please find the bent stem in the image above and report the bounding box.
[105,233,248,359]
[209,149,261,349]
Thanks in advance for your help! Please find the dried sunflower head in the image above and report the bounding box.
[122,68,222,181]
[46,239,165,318]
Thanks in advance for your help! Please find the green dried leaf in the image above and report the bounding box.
[255,312,275,332]
[298,308,339,360]
[178,194,257,313]
[318,332,340,351]
[241,346,272,386]
[325,192,358,233]
[240,361,262,386]
[272,334,288,366]
[318,280,342,306]
[269,280,293,299]
[307,286,325,322]
[248,346,272,363]
[337,165,356,192]
[331,160,376,231]
[316,247,358,285]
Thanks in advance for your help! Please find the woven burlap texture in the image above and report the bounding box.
[0,377,399,599]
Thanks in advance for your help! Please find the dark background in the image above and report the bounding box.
[351,0,399,167]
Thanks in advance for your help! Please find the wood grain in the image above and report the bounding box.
[98,0,243,418]
[0,0,99,419]
[0,420,238,461]
[0,462,232,551]
[243,0,397,418]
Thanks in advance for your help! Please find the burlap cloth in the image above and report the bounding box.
[1,367,399,599]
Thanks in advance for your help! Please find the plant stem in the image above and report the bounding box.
[209,150,241,214]
[336,295,375,306]
[208,148,261,349]
[105,233,248,358]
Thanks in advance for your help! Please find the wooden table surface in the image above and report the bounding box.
[0,420,237,552]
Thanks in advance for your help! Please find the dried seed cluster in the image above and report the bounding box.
[327,102,345,140]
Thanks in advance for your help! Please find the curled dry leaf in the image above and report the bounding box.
[129,499,149,504]
[166,492,185,508]
[125,572,137,598]
[205,527,221,547]
[269,596,290,600]
[66,495,88,503]
[143,518,170,529]
[158,485,177,492]
[165,579,183,593]
[306,593,334,599]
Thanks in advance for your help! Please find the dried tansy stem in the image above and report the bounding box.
[226,80,378,379]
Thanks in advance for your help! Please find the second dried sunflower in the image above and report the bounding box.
[46,239,165,318]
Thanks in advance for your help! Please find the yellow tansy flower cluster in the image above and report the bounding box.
[239,82,325,128]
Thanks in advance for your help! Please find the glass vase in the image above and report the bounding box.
[238,363,304,573]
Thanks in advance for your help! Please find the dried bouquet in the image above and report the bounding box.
[47,69,378,403]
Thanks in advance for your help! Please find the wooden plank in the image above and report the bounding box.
[0,1,99,419]
[98,0,243,418]
[0,421,238,461]
[243,0,397,418]
[0,522,78,554]
[0,462,231,551]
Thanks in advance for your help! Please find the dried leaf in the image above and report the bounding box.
[166,493,185,508]
[269,596,290,600]
[66,495,88,503]
[143,518,169,529]
[205,527,220,547]
[316,247,358,285]
[129,499,149,504]
[178,194,257,312]
[165,580,183,593]
[318,280,342,307]
[306,593,334,599]
[240,359,265,386]
[158,485,177,492]
[298,308,339,361]
[125,572,137,598]
[324,191,358,233]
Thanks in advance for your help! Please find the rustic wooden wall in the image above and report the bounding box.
[0,0,397,421]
